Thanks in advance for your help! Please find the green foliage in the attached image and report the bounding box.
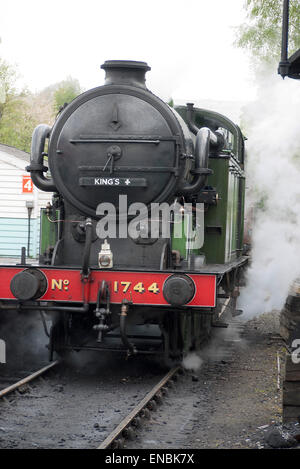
[53,77,81,113]
[0,93,38,152]
[0,57,17,95]
[0,58,37,152]
[236,0,300,65]
[168,98,174,108]
[0,58,82,152]
[0,58,18,116]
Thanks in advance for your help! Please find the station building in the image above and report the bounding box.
[0,143,52,259]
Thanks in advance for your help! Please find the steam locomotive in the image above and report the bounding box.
[0,61,247,363]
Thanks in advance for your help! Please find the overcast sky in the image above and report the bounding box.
[0,0,257,105]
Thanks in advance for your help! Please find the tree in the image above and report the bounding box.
[236,0,300,65]
[0,92,38,152]
[0,58,38,152]
[0,58,35,152]
[53,77,81,113]
[0,60,82,152]
[0,57,18,118]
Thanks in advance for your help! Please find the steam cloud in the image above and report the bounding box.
[238,73,300,318]
[182,352,203,371]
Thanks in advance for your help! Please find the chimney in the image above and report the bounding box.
[101,60,151,89]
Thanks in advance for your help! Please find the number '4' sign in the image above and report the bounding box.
[22,175,33,193]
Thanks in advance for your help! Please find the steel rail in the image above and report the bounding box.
[0,360,60,399]
[98,366,181,449]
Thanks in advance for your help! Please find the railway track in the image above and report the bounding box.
[0,360,60,399]
[0,316,245,449]
[0,356,181,449]
[0,360,182,449]
[98,366,182,449]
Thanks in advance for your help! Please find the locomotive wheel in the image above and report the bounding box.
[49,317,70,360]
[161,312,182,365]
[191,311,212,351]
[161,311,196,366]
[179,311,193,356]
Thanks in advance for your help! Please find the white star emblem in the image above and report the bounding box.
[125,179,131,185]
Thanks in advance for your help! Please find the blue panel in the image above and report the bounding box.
[0,218,39,258]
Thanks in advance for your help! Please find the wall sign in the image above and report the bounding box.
[22,175,33,193]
